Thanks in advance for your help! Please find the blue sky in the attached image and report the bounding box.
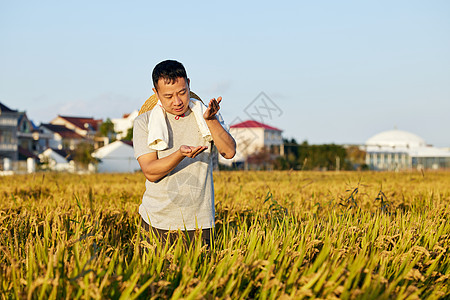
[1,0,449,146]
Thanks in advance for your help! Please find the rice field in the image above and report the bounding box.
[1,171,449,299]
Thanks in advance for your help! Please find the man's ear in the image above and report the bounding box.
[187,78,190,87]
[152,87,158,99]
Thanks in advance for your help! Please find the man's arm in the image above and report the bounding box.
[137,145,207,182]
[204,97,236,159]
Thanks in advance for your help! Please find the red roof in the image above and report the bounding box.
[58,115,102,131]
[230,120,282,131]
[41,124,85,139]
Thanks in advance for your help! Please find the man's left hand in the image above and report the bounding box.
[203,97,222,120]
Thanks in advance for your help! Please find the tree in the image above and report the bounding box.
[274,139,353,171]
[73,142,97,168]
[247,147,273,169]
[346,145,368,170]
[98,118,116,141]
[296,143,350,170]
[122,126,133,141]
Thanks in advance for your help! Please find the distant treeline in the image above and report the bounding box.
[247,139,367,171]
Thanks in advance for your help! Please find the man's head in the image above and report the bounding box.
[152,60,190,115]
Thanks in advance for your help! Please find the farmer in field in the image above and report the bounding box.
[133,60,236,247]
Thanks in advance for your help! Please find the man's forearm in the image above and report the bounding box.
[141,150,184,182]
[206,118,236,159]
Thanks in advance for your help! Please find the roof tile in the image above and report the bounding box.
[230,120,282,131]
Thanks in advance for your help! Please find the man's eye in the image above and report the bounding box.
[179,90,186,95]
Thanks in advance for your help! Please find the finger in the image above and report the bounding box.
[192,146,207,158]
[191,148,203,158]
[214,100,220,112]
[216,96,222,104]
[211,100,219,113]
[213,104,220,115]
[191,146,203,153]
[196,148,208,157]
[196,146,207,153]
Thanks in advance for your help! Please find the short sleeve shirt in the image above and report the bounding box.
[133,107,215,230]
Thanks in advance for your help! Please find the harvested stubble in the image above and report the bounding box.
[0,171,449,299]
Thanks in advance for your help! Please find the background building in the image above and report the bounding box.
[39,123,85,150]
[92,140,139,173]
[38,148,75,172]
[364,129,450,170]
[0,103,19,171]
[112,110,138,140]
[50,115,107,148]
[221,120,283,167]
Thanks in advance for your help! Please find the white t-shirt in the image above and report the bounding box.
[133,107,215,230]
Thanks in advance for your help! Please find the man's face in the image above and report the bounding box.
[153,77,190,115]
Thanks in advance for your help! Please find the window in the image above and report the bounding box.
[21,120,30,133]
[0,130,13,144]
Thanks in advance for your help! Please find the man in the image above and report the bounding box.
[133,60,236,247]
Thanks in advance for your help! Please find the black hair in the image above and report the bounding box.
[152,60,188,90]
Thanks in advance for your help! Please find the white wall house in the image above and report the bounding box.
[50,115,108,149]
[39,148,75,172]
[50,115,101,137]
[221,120,283,166]
[364,129,450,170]
[39,124,85,150]
[112,110,138,140]
[92,140,140,173]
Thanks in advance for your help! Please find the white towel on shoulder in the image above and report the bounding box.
[147,98,227,151]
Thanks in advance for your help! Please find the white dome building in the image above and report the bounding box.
[366,129,426,149]
[365,129,450,170]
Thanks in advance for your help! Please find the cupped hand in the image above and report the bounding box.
[203,97,222,120]
[179,145,208,158]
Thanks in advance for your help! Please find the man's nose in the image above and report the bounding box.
[174,96,183,105]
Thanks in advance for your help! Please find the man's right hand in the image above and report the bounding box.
[180,145,208,158]
[138,145,208,182]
